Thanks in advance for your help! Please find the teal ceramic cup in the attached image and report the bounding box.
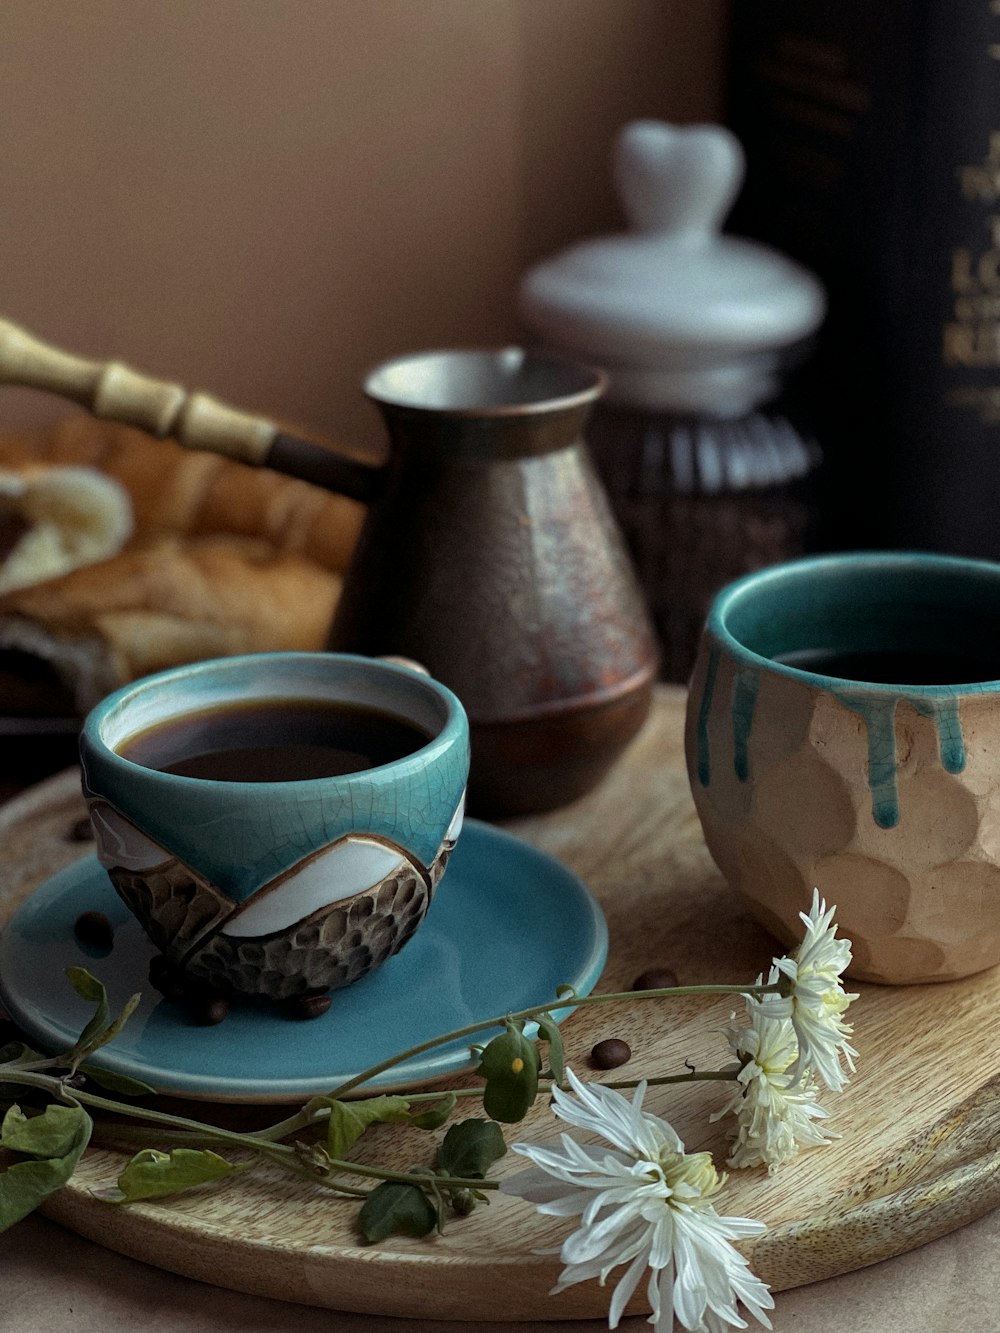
[80,652,469,999]
[685,552,1000,985]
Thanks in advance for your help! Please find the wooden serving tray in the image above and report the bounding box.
[3,686,1000,1321]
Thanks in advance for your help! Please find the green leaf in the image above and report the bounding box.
[436,1119,506,1179]
[409,1092,457,1131]
[477,1027,540,1123]
[0,1043,45,1099]
[93,1147,244,1203]
[358,1181,437,1243]
[535,1012,566,1084]
[2,1103,87,1158]
[73,993,141,1066]
[326,1096,411,1160]
[80,1065,156,1097]
[65,967,110,1052]
[0,1042,42,1066]
[0,1102,92,1230]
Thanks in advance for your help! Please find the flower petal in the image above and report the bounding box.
[504,1070,772,1333]
[607,1241,652,1328]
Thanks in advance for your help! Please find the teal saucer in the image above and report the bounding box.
[0,820,607,1103]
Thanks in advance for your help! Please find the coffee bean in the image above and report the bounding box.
[631,968,678,992]
[74,911,114,950]
[0,1009,21,1047]
[148,955,188,1003]
[68,816,94,842]
[194,994,230,1026]
[590,1038,631,1070]
[149,953,172,988]
[288,993,332,1020]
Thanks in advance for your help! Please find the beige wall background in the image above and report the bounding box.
[0,0,726,456]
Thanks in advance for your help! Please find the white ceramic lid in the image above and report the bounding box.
[518,121,827,414]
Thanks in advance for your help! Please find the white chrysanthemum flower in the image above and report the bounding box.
[766,889,858,1092]
[712,1004,836,1172]
[500,1069,774,1333]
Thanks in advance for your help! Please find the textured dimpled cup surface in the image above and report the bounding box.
[684,553,1000,985]
[79,653,469,1001]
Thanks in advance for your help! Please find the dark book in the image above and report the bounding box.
[728,1,1000,557]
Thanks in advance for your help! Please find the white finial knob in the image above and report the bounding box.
[613,120,745,239]
[518,119,825,413]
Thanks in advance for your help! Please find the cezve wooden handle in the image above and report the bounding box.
[0,318,382,502]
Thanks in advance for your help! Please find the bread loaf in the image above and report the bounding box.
[0,416,363,712]
[0,414,365,571]
[0,535,342,713]
[0,465,133,594]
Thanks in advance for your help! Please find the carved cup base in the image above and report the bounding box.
[106,841,454,1001]
[181,850,449,1000]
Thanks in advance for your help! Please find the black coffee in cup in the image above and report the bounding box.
[118,698,432,782]
[773,648,1000,686]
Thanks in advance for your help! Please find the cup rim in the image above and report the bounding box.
[707,550,1000,696]
[81,651,468,791]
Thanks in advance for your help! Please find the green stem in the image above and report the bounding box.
[256,1064,733,1146]
[4,1055,68,1075]
[225,1142,370,1201]
[603,1070,739,1090]
[250,1140,496,1194]
[255,1086,484,1143]
[88,1123,441,1200]
[248,1105,321,1143]
[388,1087,483,1103]
[3,975,768,1198]
[8,1070,278,1149]
[326,982,780,1099]
[5,1068,497,1193]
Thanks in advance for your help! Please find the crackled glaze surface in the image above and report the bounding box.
[90,797,232,954]
[80,652,470,996]
[327,348,658,814]
[90,795,463,998]
[0,803,606,1102]
[81,654,469,900]
[184,845,448,999]
[4,696,1000,1316]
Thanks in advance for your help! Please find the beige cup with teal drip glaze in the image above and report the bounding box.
[685,553,1000,985]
